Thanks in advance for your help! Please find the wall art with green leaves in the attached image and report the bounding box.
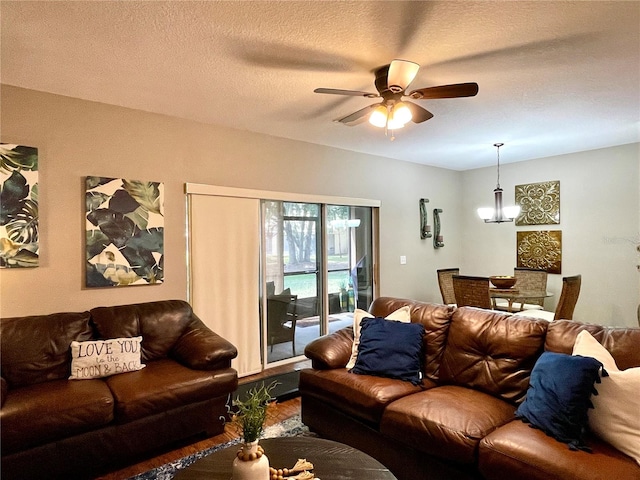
[85,176,164,287]
[0,144,39,268]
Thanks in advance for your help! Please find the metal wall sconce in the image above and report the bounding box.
[433,208,444,248]
[419,198,432,239]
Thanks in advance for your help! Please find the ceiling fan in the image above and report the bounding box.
[314,59,478,130]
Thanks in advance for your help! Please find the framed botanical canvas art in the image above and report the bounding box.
[517,230,562,274]
[0,144,39,268]
[85,176,164,287]
[515,181,560,226]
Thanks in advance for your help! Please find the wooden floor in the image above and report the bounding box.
[95,360,308,480]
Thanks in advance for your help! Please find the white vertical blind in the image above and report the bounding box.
[188,194,261,377]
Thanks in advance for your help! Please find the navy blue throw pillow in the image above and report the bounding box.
[515,351,606,451]
[351,317,424,385]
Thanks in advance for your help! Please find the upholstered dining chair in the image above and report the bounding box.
[494,267,547,312]
[514,274,581,321]
[452,275,492,309]
[437,268,459,306]
[267,294,298,354]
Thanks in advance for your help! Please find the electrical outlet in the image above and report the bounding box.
[400,255,407,265]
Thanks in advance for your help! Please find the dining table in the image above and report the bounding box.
[489,288,553,313]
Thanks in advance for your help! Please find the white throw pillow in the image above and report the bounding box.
[345,306,411,370]
[69,336,145,380]
[572,330,640,465]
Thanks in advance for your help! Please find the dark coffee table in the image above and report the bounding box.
[173,437,396,479]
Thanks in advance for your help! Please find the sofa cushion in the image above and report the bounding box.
[479,419,640,480]
[346,306,410,369]
[90,300,193,362]
[0,378,114,453]
[545,320,640,370]
[572,330,640,465]
[69,336,145,379]
[351,317,424,384]
[1,312,94,387]
[380,385,516,464]
[439,307,548,404]
[105,358,237,423]
[515,352,604,451]
[299,368,428,425]
[369,297,454,382]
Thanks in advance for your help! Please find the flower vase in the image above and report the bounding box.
[232,440,270,480]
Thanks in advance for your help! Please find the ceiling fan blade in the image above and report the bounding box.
[387,59,420,93]
[408,82,479,99]
[314,88,378,98]
[334,104,376,125]
[405,101,434,123]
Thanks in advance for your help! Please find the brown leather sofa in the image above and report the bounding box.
[300,297,640,480]
[1,300,238,480]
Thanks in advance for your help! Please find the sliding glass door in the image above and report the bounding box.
[263,201,375,365]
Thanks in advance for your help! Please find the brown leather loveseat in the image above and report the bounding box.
[1,300,238,480]
[300,297,640,480]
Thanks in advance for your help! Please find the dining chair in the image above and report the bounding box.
[452,275,492,309]
[437,268,459,306]
[493,267,547,312]
[267,294,298,354]
[514,275,581,321]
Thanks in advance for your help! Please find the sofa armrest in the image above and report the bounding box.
[304,326,354,369]
[1,376,7,407]
[171,315,238,370]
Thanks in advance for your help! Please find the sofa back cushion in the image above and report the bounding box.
[1,312,93,387]
[90,300,193,362]
[439,307,548,404]
[369,297,453,382]
[545,320,640,369]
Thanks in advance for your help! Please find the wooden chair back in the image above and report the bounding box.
[437,268,459,305]
[452,275,492,309]
[514,267,547,307]
[554,275,581,320]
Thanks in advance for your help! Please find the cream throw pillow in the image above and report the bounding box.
[572,330,640,465]
[69,336,145,380]
[346,306,411,370]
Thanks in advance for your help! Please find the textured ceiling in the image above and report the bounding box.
[1,1,639,170]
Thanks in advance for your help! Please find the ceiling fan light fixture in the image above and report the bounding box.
[391,102,412,126]
[388,59,420,92]
[369,105,388,128]
[386,117,405,130]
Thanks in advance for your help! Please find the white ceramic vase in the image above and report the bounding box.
[232,440,270,480]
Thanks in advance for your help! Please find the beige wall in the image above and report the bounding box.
[0,85,461,317]
[2,86,637,327]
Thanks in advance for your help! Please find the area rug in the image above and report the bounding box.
[127,415,311,480]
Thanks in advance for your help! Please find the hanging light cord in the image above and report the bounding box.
[494,142,504,189]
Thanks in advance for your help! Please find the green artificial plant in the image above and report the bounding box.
[229,381,277,443]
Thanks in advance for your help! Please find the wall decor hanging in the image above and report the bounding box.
[433,208,444,248]
[517,230,562,274]
[419,198,432,239]
[515,180,560,226]
[85,176,164,287]
[0,144,39,268]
